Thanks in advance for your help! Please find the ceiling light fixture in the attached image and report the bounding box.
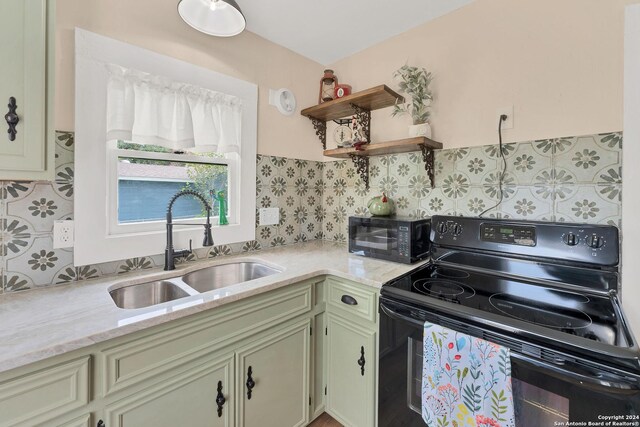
[178,0,246,37]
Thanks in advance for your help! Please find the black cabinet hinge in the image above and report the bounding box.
[309,396,311,405]
[310,327,312,336]
[324,386,327,395]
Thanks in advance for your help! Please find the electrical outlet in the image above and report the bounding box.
[259,208,280,225]
[496,106,514,130]
[53,220,74,248]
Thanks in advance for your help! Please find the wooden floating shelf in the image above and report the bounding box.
[323,137,443,190]
[301,85,403,122]
[323,137,443,159]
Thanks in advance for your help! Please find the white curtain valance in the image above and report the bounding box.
[106,64,243,153]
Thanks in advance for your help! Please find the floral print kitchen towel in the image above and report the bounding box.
[422,322,515,427]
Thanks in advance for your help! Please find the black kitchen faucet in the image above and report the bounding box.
[164,190,214,271]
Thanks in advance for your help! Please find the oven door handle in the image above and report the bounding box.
[380,301,424,327]
[379,302,640,392]
[510,352,640,391]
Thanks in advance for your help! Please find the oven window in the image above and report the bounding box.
[355,226,398,250]
[513,379,569,426]
[408,337,422,414]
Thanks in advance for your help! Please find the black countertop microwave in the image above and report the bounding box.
[348,216,430,264]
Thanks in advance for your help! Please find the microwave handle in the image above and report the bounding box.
[379,302,640,392]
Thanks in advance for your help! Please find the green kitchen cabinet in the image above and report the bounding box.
[0,0,55,180]
[104,352,235,427]
[326,313,377,427]
[0,276,379,427]
[0,357,90,427]
[324,277,379,427]
[236,319,311,427]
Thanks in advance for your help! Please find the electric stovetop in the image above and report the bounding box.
[383,262,624,347]
[383,215,640,373]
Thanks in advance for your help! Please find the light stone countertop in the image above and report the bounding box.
[0,241,426,374]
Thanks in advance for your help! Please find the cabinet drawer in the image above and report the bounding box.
[101,283,312,395]
[327,278,378,323]
[0,357,90,427]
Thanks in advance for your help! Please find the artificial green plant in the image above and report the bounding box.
[392,64,433,125]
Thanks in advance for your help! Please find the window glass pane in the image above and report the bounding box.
[118,156,228,224]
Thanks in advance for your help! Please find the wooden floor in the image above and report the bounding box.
[308,413,343,427]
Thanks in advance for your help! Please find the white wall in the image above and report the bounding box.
[328,0,635,150]
[623,4,640,340]
[55,0,324,161]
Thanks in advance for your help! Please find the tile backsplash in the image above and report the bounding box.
[320,132,622,242]
[0,131,324,293]
[0,130,622,294]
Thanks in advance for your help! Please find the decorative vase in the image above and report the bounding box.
[367,193,395,216]
[408,122,431,138]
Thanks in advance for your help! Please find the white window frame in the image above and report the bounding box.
[107,146,236,234]
[74,29,257,266]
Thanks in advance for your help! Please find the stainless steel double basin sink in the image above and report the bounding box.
[109,262,282,309]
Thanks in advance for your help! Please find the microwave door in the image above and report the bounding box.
[355,227,398,250]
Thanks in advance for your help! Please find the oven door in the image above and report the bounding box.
[378,298,640,427]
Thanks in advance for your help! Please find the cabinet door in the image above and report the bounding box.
[236,319,310,427]
[326,314,376,427]
[0,0,52,179]
[105,353,234,427]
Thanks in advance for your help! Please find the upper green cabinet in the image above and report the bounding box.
[0,0,54,180]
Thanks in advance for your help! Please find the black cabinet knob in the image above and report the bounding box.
[357,346,366,376]
[246,366,255,399]
[216,380,226,417]
[4,97,19,141]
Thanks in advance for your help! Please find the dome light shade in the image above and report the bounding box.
[178,0,246,37]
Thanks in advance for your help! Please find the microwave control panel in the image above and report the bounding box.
[398,225,410,257]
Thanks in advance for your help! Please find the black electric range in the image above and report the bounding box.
[378,215,640,425]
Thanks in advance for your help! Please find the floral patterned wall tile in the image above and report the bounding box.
[0,130,624,293]
[553,134,621,185]
[0,132,325,294]
[320,131,623,244]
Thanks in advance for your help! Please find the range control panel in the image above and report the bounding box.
[431,215,619,267]
[480,224,536,246]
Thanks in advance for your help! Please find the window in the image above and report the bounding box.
[74,29,257,266]
[108,141,233,234]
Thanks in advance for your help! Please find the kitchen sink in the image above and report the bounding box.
[109,280,190,309]
[181,262,281,293]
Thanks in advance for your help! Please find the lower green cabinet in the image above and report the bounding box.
[0,277,380,427]
[326,314,376,427]
[104,353,235,427]
[236,319,310,427]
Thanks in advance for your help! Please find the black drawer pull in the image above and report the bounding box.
[216,380,226,417]
[5,97,19,141]
[246,366,255,399]
[341,294,358,305]
[358,346,366,376]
